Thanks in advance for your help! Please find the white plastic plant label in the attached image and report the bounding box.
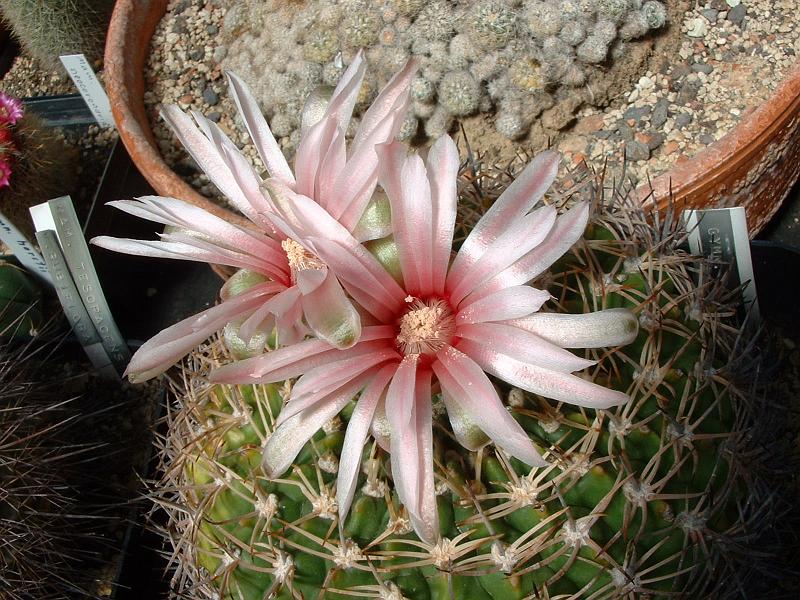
[59,53,114,128]
[0,210,53,287]
[684,206,760,324]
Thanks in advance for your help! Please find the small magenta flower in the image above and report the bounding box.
[211,139,639,543]
[92,52,417,381]
[0,92,23,126]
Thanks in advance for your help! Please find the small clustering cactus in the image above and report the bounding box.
[0,0,113,69]
[152,161,790,599]
[220,0,668,150]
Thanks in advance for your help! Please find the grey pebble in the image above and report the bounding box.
[624,106,651,122]
[691,62,713,74]
[701,9,718,24]
[625,140,650,161]
[677,76,701,104]
[208,111,222,122]
[189,47,205,60]
[203,87,220,106]
[728,4,747,27]
[675,113,692,129]
[172,16,188,34]
[615,123,635,142]
[645,131,664,150]
[207,25,219,35]
[174,1,190,15]
[651,99,670,128]
[699,133,716,145]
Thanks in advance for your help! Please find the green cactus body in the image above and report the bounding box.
[157,164,776,599]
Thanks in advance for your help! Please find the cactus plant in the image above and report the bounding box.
[0,106,78,241]
[151,159,790,599]
[0,0,113,69]
[221,0,671,147]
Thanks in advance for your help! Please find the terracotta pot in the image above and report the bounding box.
[106,0,800,236]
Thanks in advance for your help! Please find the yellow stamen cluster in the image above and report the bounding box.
[396,297,455,356]
[281,238,325,272]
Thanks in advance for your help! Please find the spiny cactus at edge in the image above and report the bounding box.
[0,0,113,69]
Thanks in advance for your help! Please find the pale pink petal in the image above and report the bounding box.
[191,110,272,225]
[300,269,362,349]
[125,282,282,382]
[159,231,289,280]
[315,126,347,209]
[225,70,294,185]
[91,236,284,279]
[294,116,339,200]
[386,153,434,296]
[160,105,250,210]
[375,141,407,206]
[352,57,416,153]
[277,349,398,426]
[479,202,590,296]
[107,196,281,259]
[337,364,396,523]
[332,106,407,229]
[448,150,560,279]
[509,309,640,349]
[209,326,394,383]
[294,267,327,296]
[456,338,630,409]
[456,286,551,325]
[458,322,595,372]
[370,397,391,452]
[261,371,372,478]
[447,205,556,306]
[433,347,548,467]
[324,49,366,133]
[239,286,302,342]
[308,237,406,321]
[426,135,459,295]
[387,362,439,543]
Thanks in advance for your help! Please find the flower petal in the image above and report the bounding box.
[239,285,302,343]
[226,70,294,185]
[448,150,560,279]
[479,202,590,296]
[387,363,438,543]
[276,349,397,426]
[427,135,459,295]
[509,309,640,349]
[457,322,596,372]
[456,286,551,325]
[433,347,548,467]
[336,364,396,522]
[209,326,395,383]
[262,371,371,478]
[125,282,283,382]
[447,205,556,306]
[300,269,362,349]
[456,338,630,409]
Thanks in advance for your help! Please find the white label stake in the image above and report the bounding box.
[0,210,53,287]
[59,53,115,128]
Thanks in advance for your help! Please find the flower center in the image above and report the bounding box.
[396,297,455,356]
[281,238,325,272]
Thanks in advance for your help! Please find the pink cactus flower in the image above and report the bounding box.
[0,92,23,125]
[92,52,417,382]
[211,140,639,543]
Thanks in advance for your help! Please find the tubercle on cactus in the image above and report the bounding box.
[222,0,670,149]
[152,157,793,600]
